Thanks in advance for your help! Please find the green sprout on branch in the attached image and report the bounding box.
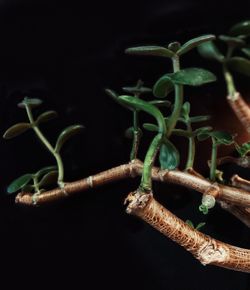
[3,97,84,200]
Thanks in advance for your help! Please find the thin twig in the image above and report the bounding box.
[16,160,250,208]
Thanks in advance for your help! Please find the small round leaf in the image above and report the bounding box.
[226,57,250,77]
[159,139,180,170]
[39,171,58,187]
[153,75,174,98]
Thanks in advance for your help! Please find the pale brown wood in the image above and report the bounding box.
[16,160,250,208]
[126,191,250,273]
[227,92,250,133]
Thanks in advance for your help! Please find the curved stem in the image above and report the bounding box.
[140,133,163,192]
[25,104,64,186]
[223,65,236,97]
[167,56,184,137]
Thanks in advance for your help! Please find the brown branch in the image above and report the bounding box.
[126,191,250,273]
[227,92,250,133]
[16,160,250,208]
[231,174,250,192]
[218,201,250,228]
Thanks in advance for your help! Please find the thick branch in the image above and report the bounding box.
[16,160,250,208]
[227,92,250,133]
[126,191,250,273]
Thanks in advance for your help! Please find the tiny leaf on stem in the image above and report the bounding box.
[235,141,250,157]
[7,174,33,194]
[189,115,211,123]
[177,34,216,56]
[159,138,180,170]
[55,125,84,153]
[39,171,58,187]
[229,20,250,37]
[118,96,166,134]
[218,35,245,47]
[241,48,250,58]
[125,46,175,58]
[226,57,250,77]
[35,166,57,179]
[18,98,43,109]
[3,123,32,139]
[181,102,190,120]
[36,111,58,125]
[197,41,225,62]
[153,75,174,98]
[185,220,194,228]
[143,123,159,132]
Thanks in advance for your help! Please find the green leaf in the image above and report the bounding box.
[197,131,211,141]
[185,220,194,228]
[105,88,118,99]
[226,57,250,77]
[39,171,58,187]
[194,126,213,135]
[177,34,216,56]
[3,123,32,139]
[55,125,84,153]
[197,41,225,62]
[181,102,190,120]
[36,111,58,125]
[235,141,250,157]
[241,48,250,58]
[148,100,171,107]
[143,123,159,132]
[197,130,233,145]
[159,138,180,170]
[122,80,152,95]
[211,131,234,145]
[125,45,175,58]
[189,115,211,123]
[118,96,166,134]
[18,97,43,109]
[195,222,206,231]
[172,129,193,138]
[229,20,250,37]
[153,75,174,98]
[199,204,209,215]
[218,35,245,47]
[35,166,57,179]
[166,68,217,86]
[7,173,33,194]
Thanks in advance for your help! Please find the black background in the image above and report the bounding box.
[0,0,250,289]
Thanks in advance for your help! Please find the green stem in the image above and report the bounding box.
[223,65,236,97]
[140,133,163,192]
[223,45,236,97]
[167,55,184,137]
[210,138,218,182]
[130,109,140,160]
[25,104,64,186]
[185,121,195,169]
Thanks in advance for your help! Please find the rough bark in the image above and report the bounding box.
[126,191,250,273]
